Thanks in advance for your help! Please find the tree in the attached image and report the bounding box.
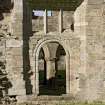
[27,0,84,11]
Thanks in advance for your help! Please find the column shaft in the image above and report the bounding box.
[46,59,56,80]
[59,9,63,33]
[44,9,48,34]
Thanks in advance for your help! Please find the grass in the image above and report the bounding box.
[17,101,105,105]
[57,102,105,105]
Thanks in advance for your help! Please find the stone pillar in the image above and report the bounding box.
[44,9,48,34]
[46,58,56,80]
[44,43,59,80]
[59,9,63,33]
[6,0,26,96]
[11,0,23,38]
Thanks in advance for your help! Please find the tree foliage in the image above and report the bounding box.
[27,0,84,11]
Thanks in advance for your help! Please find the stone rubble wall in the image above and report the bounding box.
[2,0,105,102]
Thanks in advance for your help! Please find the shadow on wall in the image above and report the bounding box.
[22,0,33,95]
[0,0,13,20]
[22,0,85,95]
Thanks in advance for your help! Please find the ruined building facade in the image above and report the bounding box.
[1,0,105,102]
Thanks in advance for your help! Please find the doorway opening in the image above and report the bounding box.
[38,42,66,95]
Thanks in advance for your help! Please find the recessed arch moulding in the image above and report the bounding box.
[29,36,81,96]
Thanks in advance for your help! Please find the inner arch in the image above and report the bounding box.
[33,39,70,95]
[38,42,66,95]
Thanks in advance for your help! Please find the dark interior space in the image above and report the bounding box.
[39,43,66,95]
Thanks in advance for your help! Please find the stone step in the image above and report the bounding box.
[27,95,75,102]
[27,100,74,105]
[25,96,76,105]
[17,95,76,104]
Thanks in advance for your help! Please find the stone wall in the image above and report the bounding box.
[85,0,105,101]
[74,0,105,101]
[32,10,74,33]
[2,0,105,102]
[6,0,26,96]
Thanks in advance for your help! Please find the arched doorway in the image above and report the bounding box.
[38,42,66,95]
[32,38,70,95]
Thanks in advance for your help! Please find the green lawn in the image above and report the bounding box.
[18,101,105,105]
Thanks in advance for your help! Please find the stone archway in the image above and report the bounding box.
[31,38,70,95]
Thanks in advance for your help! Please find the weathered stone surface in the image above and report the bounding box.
[1,0,105,103]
